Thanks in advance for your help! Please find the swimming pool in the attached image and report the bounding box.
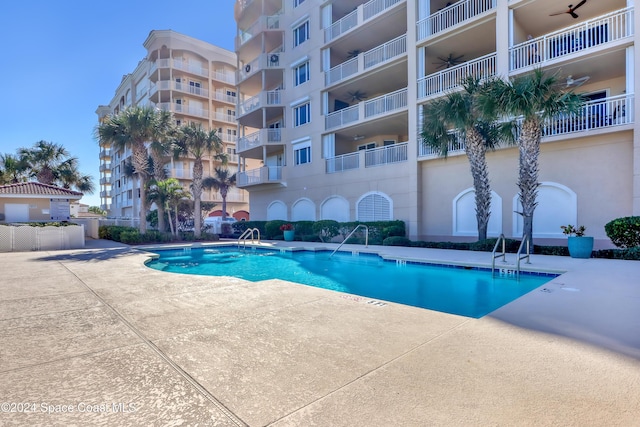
[145,246,555,318]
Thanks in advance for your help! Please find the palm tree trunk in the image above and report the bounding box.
[221,187,228,221]
[167,203,174,236]
[518,119,542,245]
[465,128,491,241]
[192,159,203,238]
[151,153,166,233]
[132,144,149,234]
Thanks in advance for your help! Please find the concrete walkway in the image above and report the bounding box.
[0,239,638,426]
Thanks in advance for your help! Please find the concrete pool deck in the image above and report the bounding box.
[0,239,638,426]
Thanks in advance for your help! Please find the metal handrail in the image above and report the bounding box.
[238,228,260,248]
[329,225,369,258]
[516,234,531,278]
[491,234,507,275]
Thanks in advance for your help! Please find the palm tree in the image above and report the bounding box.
[203,167,237,224]
[174,123,225,238]
[480,69,584,245]
[19,140,70,185]
[0,153,29,184]
[147,178,186,236]
[96,106,175,234]
[57,158,96,194]
[421,76,503,241]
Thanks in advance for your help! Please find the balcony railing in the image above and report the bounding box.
[325,88,407,130]
[417,0,496,41]
[418,52,496,99]
[326,142,408,173]
[99,163,111,172]
[236,14,281,48]
[150,81,209,98]
[212,112,237,123]
[325,0,404,43]
[418,94,634,157]
[237,49,284,82]
[213,91,237,104]
[238,128,284,153]
[238,90,282,116]
[211,71,235,85]
[100,148,111,158]
[149,58,209,78]
[167,169,194,180]
[510,7,633,71]
[325,34,407,86]
[237,166,282,187]
[156,103,209,119]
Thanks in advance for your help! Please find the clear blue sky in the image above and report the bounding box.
[0,0,236,207]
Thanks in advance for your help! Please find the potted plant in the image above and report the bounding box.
[561,224,594,259]
[280,223,295,241]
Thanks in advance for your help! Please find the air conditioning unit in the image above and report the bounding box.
[270,54,279,63]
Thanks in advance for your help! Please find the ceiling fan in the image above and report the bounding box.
[550,0,587,19]
[565,75,590,88]
[433,53,464,69]
[347,90,368,102]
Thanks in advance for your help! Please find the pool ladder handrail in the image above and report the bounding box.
[329,224,368,258]
[238,228,260,248]
[491,234,531,278]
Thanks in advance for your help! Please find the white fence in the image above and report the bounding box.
[0,224,85,252]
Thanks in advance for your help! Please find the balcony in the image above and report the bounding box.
[237,166,282,187]
[212,112,237,124]
[237,50,284,83]
[99,163,111,172]
[99,148,111,158]
[417,52,496,100]
[235,14,281,49]
[211,70,235,85]
[417,0,496,41]
[237,128,285,155]
[213,91,237,104]
[238,91,283,117]
[418,94,634,158]
[510,7,633,72]
[156,103,209,119]
[100,177,111,185]
[219,133,238,144]
[150,81,209,98]
[204,188,247,203]
[326,142,408,173]
[325,88,407,131]
[325,0,405,43]
[167,169,194,180]
[325,35,407,86]
[149,58,209,79]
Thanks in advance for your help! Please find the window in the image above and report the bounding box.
[358,142,376,151]
[295,146,311,165]
[189,81,202,95]
[293,20,309,47]
[294,0,306,7]
[294,102,310,126]
[294,61,310,86]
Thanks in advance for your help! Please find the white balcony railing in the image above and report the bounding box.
[237,166,282,186]
[150,81,209,98]
[325,0,404,43]
[510,7,634,71]
[213,91,237,104]
[364,88,408,118]
[418,94,634,157]
[237,49,284,82]
[150,58,209,78]
[417,0,496,41]
[326,152,360,174]
[418,52,496,99]
[238,128,284,153]
[167,169,194,180]
[238,90,282,116]
[325,105,360,130]
[99,163,111,172]
[213,112,237,123]
[365,142,408,167]
[156,103,209,119]
[211,70,235,85]
[237,14,281,48]
[325,34,407,86]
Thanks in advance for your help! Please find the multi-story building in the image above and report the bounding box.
[234,0,638,247]
[96,30,250,221]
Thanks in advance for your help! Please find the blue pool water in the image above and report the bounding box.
[145,247,555,318]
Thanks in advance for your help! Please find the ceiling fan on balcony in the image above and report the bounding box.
[347,90,368,102]
[433,53,464,69]
[550,0,587,19]
[565,74,590,88]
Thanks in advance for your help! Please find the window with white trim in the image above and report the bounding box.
[294,61,310,86]
[293,138,312,166]
[293,102,310,126]
[293,20,309,47]
[357,192,392,221]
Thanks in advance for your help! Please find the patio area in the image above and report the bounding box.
[0,239,638,426]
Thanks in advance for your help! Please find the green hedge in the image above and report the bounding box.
[605,216,640,248]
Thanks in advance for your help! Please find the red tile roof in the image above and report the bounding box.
[0,182,83,197]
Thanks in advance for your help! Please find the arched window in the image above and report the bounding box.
[320,196,349,222]
[267,201,287,220]
[292,198,316,221]
[453,189,503,236]
[512,182,577,238]
[356,192,392,221]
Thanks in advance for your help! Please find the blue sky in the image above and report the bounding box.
[0,0,236,207]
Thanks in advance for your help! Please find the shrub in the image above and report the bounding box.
[294,221,314,235]
[119,230,142,244]
[605,216,640,248]
[265,220,288,239]
[313,220,340,242]
[383,236,412,246]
